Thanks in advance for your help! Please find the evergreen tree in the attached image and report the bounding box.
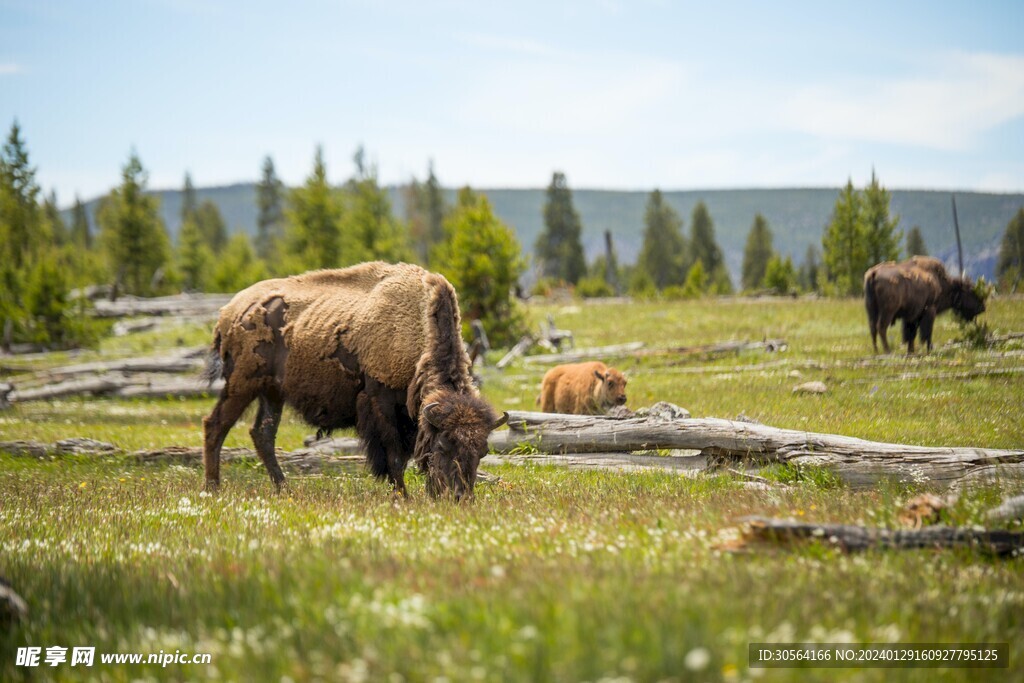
[637,189,686,289]
[195,199,228,254]
[71,196,92,249]
[285,146,342,270]
[798,244,821,293]
[342,156,413,265]
[822,179,868,296]
[255,155,285,261]
[535,172,586,284]
[997,208,1024,293]
[181,172,198,225]
[43,190,68,246]
[680,259,707,298]
[906,225,927,257]
[431,187,526,346]
[689,201,732,294]
[23,253,69,347]
[0,120,43,268]
[403,160,448,264]
[764,254,797,294]
[210,233,268,293]
[741,213,774,291]
[862,169,901,266]
[176,216,211,291]
[97,151,172,296]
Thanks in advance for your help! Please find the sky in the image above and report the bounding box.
[2,0,1023,205]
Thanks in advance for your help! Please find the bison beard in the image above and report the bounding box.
[864,257,985,354]
[201,262,507,499]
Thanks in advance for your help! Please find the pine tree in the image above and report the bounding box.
[195,200,228,254]
[0,120,43,268]
[798,244,821,293]
[822,179,868,296]
[764,254,796,295]
[285,146,342,270]
[43,190,67,246]
[535,172,586,284]
[176,216,211,291]
[210,233,268,293]
[906,225,927,257]
[689,201,732,294]
[71,196,92,249]
[97,151,172,296]
[741,213,774,291]
[255,155,285,262]
[403,161,448,264]
[431,187,526,346]
[637,189,686,289]
[997,208,1024,293]
[342,156,412,265]
[862,169,901,266]
[181,172,198,225]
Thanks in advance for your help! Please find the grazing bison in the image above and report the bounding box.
[538,361,628,415]
[864,257,985,353]
[202,262,507,500]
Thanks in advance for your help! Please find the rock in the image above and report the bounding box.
[793,381,827,394]
[55,438,118,455]
[634,401,691,421]
[0,577,28,625]
[605,405,635,419]
[787,370,803,378]
[733,412,761,424]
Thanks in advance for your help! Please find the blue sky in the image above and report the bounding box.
[2,0,1022,205]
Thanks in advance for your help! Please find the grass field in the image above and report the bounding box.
[2,295,1023,681]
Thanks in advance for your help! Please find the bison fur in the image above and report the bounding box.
[538,361,628,415]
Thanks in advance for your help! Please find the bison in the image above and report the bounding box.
[538,361,628,415]
[202,262,508,500]
[864,256,985,354]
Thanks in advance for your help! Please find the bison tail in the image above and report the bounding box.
[200,332,224,386]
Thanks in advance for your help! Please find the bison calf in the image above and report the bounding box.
[538,361,627,415]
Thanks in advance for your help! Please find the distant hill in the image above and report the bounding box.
[71,185,1024,283]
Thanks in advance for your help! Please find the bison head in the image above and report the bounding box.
[420,392,508,501]
[593,367,628,409]
[951,279,986,321]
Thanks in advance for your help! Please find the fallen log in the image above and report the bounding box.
[115,377,223,399]
[521,341,645,365]
[987,493,1024,523]
[737,516,1024,557]
[489,410,1024,488]
[496,335,536,369]
[15,347,207,384]
[8,375,130,402]
[92,293,232,318]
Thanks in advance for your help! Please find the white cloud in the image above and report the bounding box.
[777,51,1024,151]
[0,63,23,75]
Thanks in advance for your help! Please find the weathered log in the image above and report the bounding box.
[489,410,1024,488]
[8,375,130,402]
[18,347,207,383]
[738,516,1024,557]
[636,338,788,360]
[987,493,1024,522]
[521,341,645,364]
[92,293,232,318]
[496,335,536,369]
[115,377,223,399]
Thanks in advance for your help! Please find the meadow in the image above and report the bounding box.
[2,294,1023,681]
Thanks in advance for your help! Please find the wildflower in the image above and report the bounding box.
[684,647,710,671]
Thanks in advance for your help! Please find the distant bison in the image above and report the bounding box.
[202,262,507,500]
[538,361,627,415]
[864,257,985,353]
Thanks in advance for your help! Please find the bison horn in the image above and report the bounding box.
[423,402,443,428]
[493,411,509,429]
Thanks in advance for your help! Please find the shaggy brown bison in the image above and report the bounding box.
[202,262,507,500]
[864,257,985,353]
[538,361,627,415]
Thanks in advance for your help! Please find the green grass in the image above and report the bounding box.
[2,295,1024,681]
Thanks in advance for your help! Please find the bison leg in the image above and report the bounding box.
[357,380,413,496]
[902,319,918,354]
[250,393,286,491]
[202,392,254,491]
[919,309,936,352]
